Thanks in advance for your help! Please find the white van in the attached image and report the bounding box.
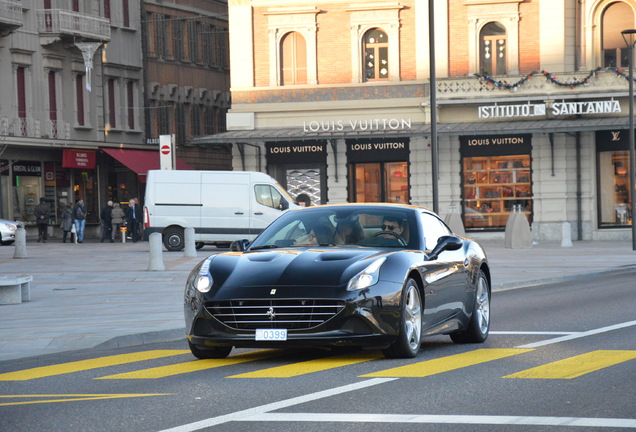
[144,170,299,251]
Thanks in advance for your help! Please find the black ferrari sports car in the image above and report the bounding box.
[184,203,491,359]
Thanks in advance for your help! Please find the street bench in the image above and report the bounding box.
[0,275,32,305]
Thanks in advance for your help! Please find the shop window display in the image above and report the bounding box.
[598,151,632,227]
[463,155,532,230]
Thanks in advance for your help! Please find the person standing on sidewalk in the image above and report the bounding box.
[126,198,142,243]
[60,202,74,243]
[73,199,87,243]
[110,202,125,242]
[100,200,113,243]
[34,197,51,242]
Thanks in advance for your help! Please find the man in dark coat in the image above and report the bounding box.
[33,197,51,242]
[100,200,113,243]
[126,199,142,242]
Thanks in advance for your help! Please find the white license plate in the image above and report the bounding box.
[255,328,287,341]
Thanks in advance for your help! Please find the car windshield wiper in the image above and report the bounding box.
[249,244,280,250]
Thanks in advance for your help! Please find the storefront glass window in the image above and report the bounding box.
[463,155,532,230]
[352,162,408,203]
[73,170,97,223]
[598,150,632,227]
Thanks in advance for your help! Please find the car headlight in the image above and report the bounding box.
[4,223,16,233]
[347,257,386,291]
[194,257,214,293]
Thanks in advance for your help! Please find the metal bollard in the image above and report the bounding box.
[147,232,165,271]
[13,227,28,259]
[561,222,573,248]
[121,226,127,243]
[184,227,197,258]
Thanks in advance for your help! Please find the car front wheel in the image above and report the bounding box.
[450,269,490,344]
[188,341,232,359]
[383,278,422,358]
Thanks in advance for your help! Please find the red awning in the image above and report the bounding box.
[101,148,191,181]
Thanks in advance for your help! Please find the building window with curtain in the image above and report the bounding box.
[601,2,633,68]
[363,28,389,82]
[126,81,135,130]
[107,78,117,129]
[480,22,507,75]
[75,74,85,127]
[280,31,307,85]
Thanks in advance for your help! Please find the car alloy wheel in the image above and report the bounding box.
[450,269,490,344]
[383,278,422,358]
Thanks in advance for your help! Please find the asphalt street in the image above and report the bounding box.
[1,236,635,362]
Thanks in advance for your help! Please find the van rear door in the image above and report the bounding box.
[200,172,252,240]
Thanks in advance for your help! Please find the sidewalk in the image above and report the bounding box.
[1,239,635,362]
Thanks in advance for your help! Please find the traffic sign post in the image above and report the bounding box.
[159,134,175,170]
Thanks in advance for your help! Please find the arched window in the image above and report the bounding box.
[280,32,307,85]
[602,2,634,68]
[363,28,389,81]
[480,22,507,75]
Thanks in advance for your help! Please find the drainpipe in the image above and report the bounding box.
[576,131,582,240]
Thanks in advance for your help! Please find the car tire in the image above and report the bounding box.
[450,269,490,344]
[163,227,184,251]
[188,341,233,359]
[383,278,422,359]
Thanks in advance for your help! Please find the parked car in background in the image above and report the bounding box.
[184,203,491,359]
[0,219,22,245]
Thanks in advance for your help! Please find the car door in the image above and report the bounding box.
[420,212,468,326]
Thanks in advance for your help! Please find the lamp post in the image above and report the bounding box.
[621,29,636,251]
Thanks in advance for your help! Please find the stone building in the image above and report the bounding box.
[194,0,636,242]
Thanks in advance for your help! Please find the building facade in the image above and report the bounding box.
[0,0,231,235]
[194,0,636,242]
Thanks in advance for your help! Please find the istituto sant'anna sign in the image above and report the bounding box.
[478,99,621,119]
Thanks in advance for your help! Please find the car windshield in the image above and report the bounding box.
[249,206,417,249]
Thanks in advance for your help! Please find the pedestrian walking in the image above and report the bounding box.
[73,199,87,243]
[100,200,113,243]
[34,197,51,242]
[110,202,125,242]
[126,198,142,243]
[60,202,74,243]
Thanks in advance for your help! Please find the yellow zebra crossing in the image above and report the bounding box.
[1,349,635,381]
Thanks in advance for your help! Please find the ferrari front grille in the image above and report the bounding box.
[205,299,346,330]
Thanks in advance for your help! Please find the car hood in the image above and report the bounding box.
[210,248,391,288]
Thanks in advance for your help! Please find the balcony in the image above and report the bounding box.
[437,69,630,102]
[37,9,110,43]
[45,120,70,139]
[0,0,23,36]
[10,117,40,138]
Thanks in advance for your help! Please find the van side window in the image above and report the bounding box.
[255,185,283,209]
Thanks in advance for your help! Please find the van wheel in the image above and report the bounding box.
[163,227,184,251]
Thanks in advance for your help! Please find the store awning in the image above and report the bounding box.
[190,116,632,145]
[101,148,191,181]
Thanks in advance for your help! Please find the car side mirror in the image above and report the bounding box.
[428,235,463,260]
[279,198,289,210]
[230,239,250,251]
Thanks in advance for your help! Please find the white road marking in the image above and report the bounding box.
[156,378,397,432]
[491,331,576,335]
[516,320,636,349]
[242,413,636,428]
[158,322,636,431]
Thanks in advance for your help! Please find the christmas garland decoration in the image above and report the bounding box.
[474,67,636,91]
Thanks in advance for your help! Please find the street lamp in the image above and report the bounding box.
[621,29,636,251]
